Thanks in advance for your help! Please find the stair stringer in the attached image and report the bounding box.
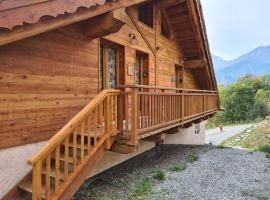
[57,143,106,200]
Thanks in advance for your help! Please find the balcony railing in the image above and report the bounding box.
[116,85,219,145]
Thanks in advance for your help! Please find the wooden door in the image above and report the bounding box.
[100,42,119,90]
[135,51,149,85]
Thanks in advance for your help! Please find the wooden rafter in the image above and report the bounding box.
[183,59,206,69]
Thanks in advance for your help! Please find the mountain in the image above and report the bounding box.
[212,45,270,85]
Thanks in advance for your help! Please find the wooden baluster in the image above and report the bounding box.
[94,108,98,146]
[55,146,60,194]
[73,128,77,172]
[87,113,91,154]
[80,120,85,162]
[150,94,153,127]
[158,95,161,124]
[125,93,128,131]
[171,95,173,121]
[45,155,51,200]
[105,96,111,149]
[145,94,148,127]
[137,93,140,129]
[141,94,144,129]
[155,94,158,125]
[131,88,138,145]
[110,95,114,131]
[64,136,69,182]
[181,91,184,122]
[114,95,119,131]
[32,160,42,200]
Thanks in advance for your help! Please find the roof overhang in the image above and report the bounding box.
[0,0,145,46]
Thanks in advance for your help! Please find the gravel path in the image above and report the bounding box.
[205,124,254,145]
[74,146,270,200]
[154,148,270,200]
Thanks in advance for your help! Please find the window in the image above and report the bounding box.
[138,2,153,28]
[161,13,170,38]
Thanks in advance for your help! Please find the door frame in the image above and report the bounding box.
[135,50,149,85]
[99,39,121,90]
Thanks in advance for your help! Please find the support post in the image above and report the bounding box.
[32,161,42,200]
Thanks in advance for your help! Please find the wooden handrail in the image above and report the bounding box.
[116,84,217,93]
[28,89,120,165]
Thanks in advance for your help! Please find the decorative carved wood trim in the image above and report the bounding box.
[0,0,146,46]
[0,0,107,29]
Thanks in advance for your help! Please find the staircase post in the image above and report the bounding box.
[131,87,138,146]
[32,160,42,200]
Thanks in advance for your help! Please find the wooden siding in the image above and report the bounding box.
[0,25,99,148]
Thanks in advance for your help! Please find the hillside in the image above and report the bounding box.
[212,45,270,85]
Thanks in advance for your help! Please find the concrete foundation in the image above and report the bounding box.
[165,121,206,145]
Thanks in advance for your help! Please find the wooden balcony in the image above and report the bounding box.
[116,85,219,145]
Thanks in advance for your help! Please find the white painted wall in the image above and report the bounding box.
[165,121,206,145]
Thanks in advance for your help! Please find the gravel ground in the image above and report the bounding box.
[74,145,270,200]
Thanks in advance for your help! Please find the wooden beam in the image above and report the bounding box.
[183,59,206,69]
[0,0,146,46]
[126,7,156,55]
[156,0,186,9]
[78,10,125,39]
[142,133,165,145]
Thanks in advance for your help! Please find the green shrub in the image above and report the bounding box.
[188,153,199,163]
[153,170,166,181]
[170,163,187,172]
[257,145,270,153]
[129,177,152,199]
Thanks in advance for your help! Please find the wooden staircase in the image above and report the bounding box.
[2,89,132,200]
[18,134,104,200]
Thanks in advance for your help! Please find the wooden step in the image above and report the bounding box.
[19,181,45,200]
[41,167,65,182]
[110,143,136,154]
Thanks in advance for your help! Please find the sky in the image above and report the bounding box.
[201,0,270,61]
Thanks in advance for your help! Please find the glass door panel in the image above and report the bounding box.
[108,47,116,89]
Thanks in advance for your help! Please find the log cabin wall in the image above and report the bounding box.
[0,1,203,149]
[0,25,100,148]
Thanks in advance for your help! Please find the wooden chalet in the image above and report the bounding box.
[0,0,219,199]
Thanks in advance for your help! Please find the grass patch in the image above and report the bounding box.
[129,177,152,200]
[222,121,270,154]
[170,163,187,172]
[217,144,225,149]
[257,197,269,200]
[96,196,112,200]
[188,153,199,163]
[241,189,255,197]
[153,170,166,181]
